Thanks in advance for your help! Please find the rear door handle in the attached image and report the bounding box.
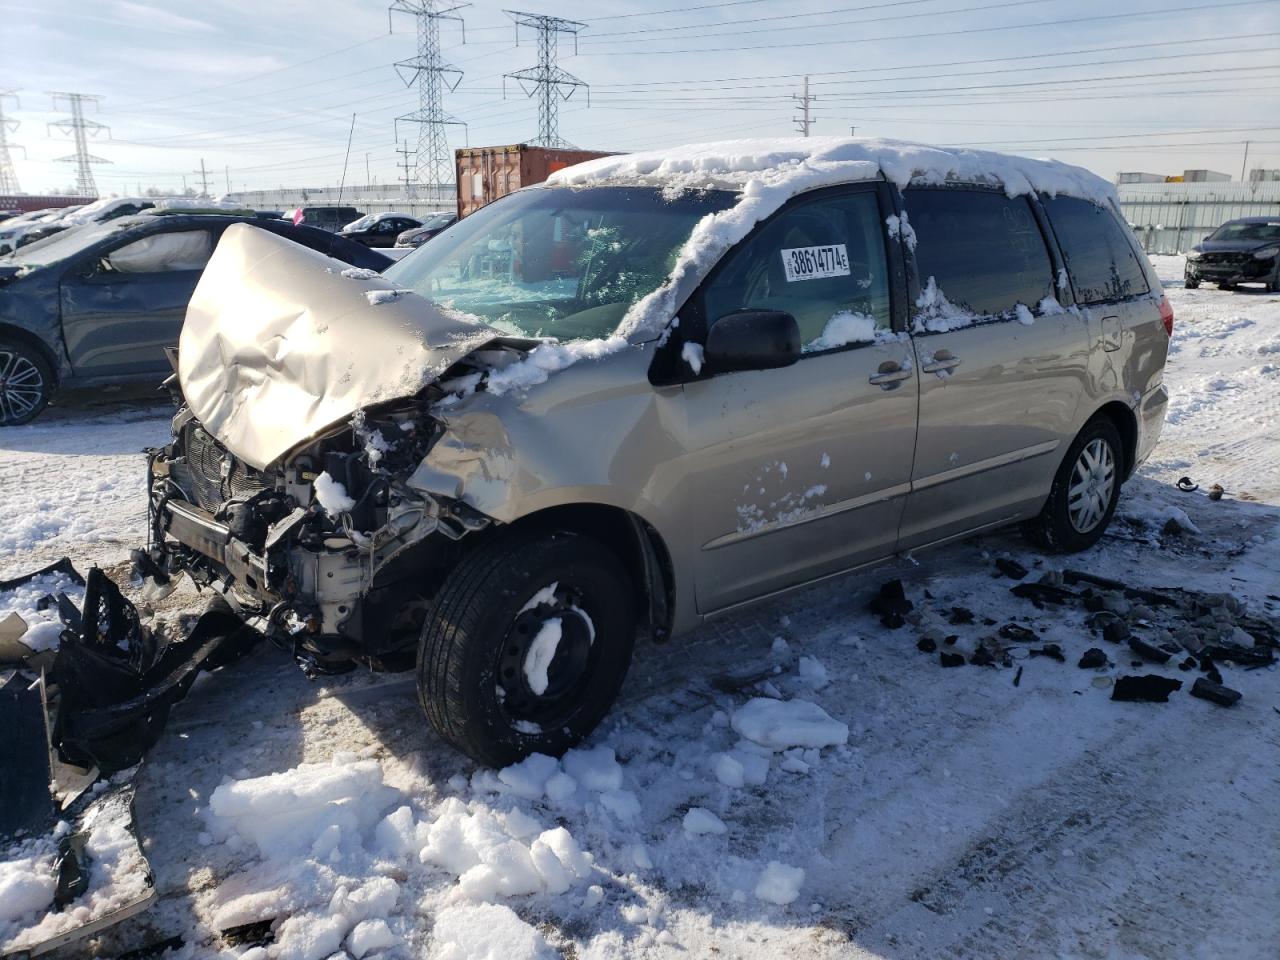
[869,362,913,388]
[921,353,961,373]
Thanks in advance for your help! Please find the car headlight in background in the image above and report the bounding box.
[1252,246,1279,260]
[1185,250,1202,261]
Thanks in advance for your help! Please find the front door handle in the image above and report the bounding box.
[921,352,961,373]
[869,361,913,388]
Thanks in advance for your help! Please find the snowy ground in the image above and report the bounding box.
[2,257,1279,959]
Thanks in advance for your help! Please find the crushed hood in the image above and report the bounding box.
[179,223,499,470]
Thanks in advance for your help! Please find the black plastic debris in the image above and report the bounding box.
[1112,675,1183,703]
[1190,676,1241,707]
[944,634,959,646]
[1030,644,1065,663]
[1176,476,1199,492]
[1102,620,1131,644]
[939,652,965,668]
[998,623,1038,643]
[947,607,975,625]
[1062,570,1181,608]
[1179,656,1197,671]
[869,579,913,629]
[970,647,996,667]
[0,556,86,593]
[917,636,937,653]
[995,557,1028,580]
[0,672,56,838]
[1078,648,1108,669]
[222,918,276,948]
[1013,666,1023,687]
[1010,582,1077,608]
[1128,636,1173,665]
[53,833,90,908]
[1203,643,1275,669]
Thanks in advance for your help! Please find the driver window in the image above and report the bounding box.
[703,191,891,352]
[100,230,214,274]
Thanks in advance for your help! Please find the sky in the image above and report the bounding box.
[2,0,1279,197]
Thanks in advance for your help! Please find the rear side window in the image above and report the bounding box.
[1042,196,1149,304]
[904,188,1053,319]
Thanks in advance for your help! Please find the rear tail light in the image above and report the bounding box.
[1158,296,1174,337]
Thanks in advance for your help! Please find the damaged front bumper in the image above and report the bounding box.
[143,410,490,671]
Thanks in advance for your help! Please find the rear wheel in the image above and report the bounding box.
[416,530,636,767]
[1022,417,1123,553]
[0,339,53,426]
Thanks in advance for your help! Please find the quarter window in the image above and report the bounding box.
[1042,196,1150,304]
[703,190,892,352]
[904,188,1054,320]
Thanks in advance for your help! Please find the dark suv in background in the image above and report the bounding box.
[1184,216,1280,291]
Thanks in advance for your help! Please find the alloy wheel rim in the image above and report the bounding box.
[1067,437,1116,533]
[0,350,45,424]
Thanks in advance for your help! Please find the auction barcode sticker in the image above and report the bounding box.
[781,244,850,282]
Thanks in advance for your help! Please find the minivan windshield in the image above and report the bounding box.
[385,186,737,341]
[1208,220,1280,243]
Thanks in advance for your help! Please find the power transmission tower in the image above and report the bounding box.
[389,0,469,201]
[396,139,415,192]
[0,91,24,194]
[193,158,211,196]
[792,76,817,137]
[48,92,110,196]
[503,11,588,148]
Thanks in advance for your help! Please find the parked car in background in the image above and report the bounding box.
[395,212,457,248]
[1184,216,1280,291]
[0,212,391,425]
[339,211,422,247]
[141,139,1170,767]
[287,205,364,232]
[0,207,82,255]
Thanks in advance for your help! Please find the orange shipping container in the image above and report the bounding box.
[455,144,616,218]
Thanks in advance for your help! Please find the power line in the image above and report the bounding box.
[390,0,470,200]
[0,90,23,194]
[47,92,110,196]
[503,10,589,148]
[573,0,1278,55]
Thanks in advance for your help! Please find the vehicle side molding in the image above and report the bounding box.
[704,309,801,375]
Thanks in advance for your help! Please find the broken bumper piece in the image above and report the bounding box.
[0,562,256,956]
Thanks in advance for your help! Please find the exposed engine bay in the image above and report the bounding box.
[140,363,500,675]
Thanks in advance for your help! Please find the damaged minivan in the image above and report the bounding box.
[139,139,1171,766]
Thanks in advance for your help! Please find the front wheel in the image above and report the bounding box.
[1183,277,1200,289]
[1022,417,1123,553]
[0,339,53,426]
[417,530,637,767]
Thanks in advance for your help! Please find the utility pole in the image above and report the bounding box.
[366,152,371,186]
[503,11,588,148]
[792,76,817,138]
[193,158,211,197]
[1241,140,1250,182]
[225,165,231,195]
[396,139,415,193]
[0,90,24,194]
[389,0,469,202]
[47,92,110,196]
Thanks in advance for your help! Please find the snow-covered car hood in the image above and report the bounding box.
[179,223,500,471]
[1193,240,1275,255]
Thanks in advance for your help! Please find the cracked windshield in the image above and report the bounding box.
[385,185,736,340]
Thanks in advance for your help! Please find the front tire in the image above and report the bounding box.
[1183,277,1200,289]
[417,530,637,767]
[1022,417,1123,553]
[0,339,53,426]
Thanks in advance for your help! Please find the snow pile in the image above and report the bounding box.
[429,902,555,960]
[682,808,728,835]
[484,335,629,397]
[207,757,397,859]
[886,210,917,250]
[730,698,849,750]
[753,861,805,906]
[681,341,705,374]
[0,568,83,652]
[806,310,899,352]
[0,856,56,926]
[365,288,412,306]
[522,619,563,696]
[312,471,356,516]
[340,266,382,281]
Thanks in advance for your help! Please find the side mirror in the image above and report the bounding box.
[704,309,801,374]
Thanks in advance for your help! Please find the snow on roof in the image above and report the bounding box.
[547,137,1115,205]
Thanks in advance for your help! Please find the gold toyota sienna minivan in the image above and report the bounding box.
[141,140,1172,765]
